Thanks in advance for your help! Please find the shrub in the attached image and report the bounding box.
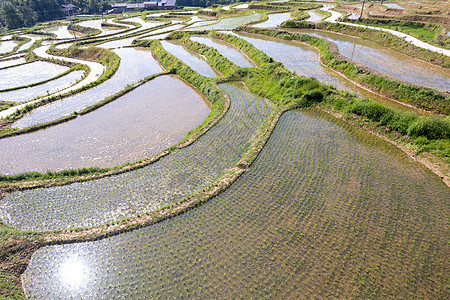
[408,117,450,140]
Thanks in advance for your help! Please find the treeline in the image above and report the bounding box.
[0,0,239,31]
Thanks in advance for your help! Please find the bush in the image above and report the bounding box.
[407,117,450,140]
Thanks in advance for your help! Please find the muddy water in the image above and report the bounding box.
[12,47,163,128]
[43,26,75,39]
[287,29,450,92]
[160,40,218,77]
[0,40,17,53]
[0,61,69,90]
[190,36,254,67]
[0,57,26,69]
[0,76,210,174]
[21,109,449,299]
[185,13,262,30]
[230,32,438,112]
[1,83,274,230]
[0,70,84,102]
[253,12,292,28]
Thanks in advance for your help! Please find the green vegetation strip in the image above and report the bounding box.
[0,36,30,58]
[238,26,450,115]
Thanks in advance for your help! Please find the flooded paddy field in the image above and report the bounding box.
[0,84,274,230]
[77,19,121,36]
[0,40,17,53]
[160,40,218,77]
[17,35,42,52]
[43,25,75,39]
[185,13,262,31]
[12,47,163,129]
[0,70,84,102]
[0,76,210,174]
[0,61,70,90]
[190,36,254,67]
[22,109,448,299]
[288,29,450,92]
[306,10,325,23]
[0,57,26,69]
[253,12,292,28]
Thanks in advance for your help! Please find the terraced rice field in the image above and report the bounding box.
[160,40,218,77]
[0,57,26,69]
[253,12,292,28]
[77,19,122,36]
[0,40,17,53]
[0,84,274,230]
[0,61,70,90]
[190,36,255,67]
[0,70,84,102]
[43,25,75,39]
[0,75,210,174]
[288,29,450,91]
[12,47,163,128]
[22,109,448,299]
[185,13,262,31]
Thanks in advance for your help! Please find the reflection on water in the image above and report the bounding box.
[0,70,84,102]
[0,76,210,174]
[17,35,42,52]
[287,29,450,92]
[161,40,217,77]
[253,12,292,28]
[13,47,163,128]
[384,3,405,9]
[22,109,449,299]
[122,17,162,30]
[190,36,254,67]
[0,61,69,90]
[1,84,274,231]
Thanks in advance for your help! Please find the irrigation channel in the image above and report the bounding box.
[11,47,162,128]
[0,84,274,230]
[286,29,450,92]
[0,76,210,174]
[0,61,70,91]
[22,108,449,298]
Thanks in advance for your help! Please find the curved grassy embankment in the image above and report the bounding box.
[0,36,30,58]
[67,23,102,37]
[238,26,450,115]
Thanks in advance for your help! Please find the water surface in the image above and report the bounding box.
[160,40,217,77]
[43,26,75,39]
[306,10,325,23]
[185,13,262,30]
[190,36,254,67]
[1,84,274,230]
[13,47,163,128]
[22,109,449,298]
[0,57,26,69]
[253,12,292,28]
[77,19,121,36]
[0,61,69,90]
[0,70,84,102]
[0,76,210,174]
[0,40,17,53]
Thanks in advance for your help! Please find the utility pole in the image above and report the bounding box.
[359,0,366,19]
[65,0,77,40]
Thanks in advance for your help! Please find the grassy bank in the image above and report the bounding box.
[67,24,102,37]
